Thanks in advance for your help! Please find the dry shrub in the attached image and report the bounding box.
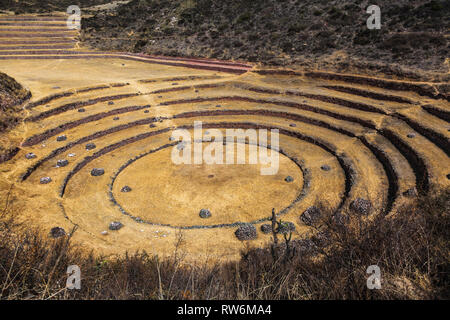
[0,188,448,299]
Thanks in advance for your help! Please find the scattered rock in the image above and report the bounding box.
[50,227,66,238]
[169,136,175,141]
[56,135,67,142]
[300,206,321,226]
[25,152,36,159]
[208,174,214,178]
[320,164,331,171]
[195,89,199,93]
[68,153,76,157]
[158,95,163,98]
[85,143,96,150]
[285,176,294,182]
[447,174,450,180]
[260,224,272,234]
[113,117,119,120]
[101,230,108,236]
[289,123,296,127]
[149,124,156,128]
[108,101,114,105]
[215,104,221,108]
[56,159,69,167]
[277,221,296,234]
[350,198,372,215]
[235,223,257,240]
[407,133,416,138]
[52,86,61,89]
[403,187,418,197]
[144,110,149,113]
[78,108,85,112]
[91,168,105,176]
[172,83,178,85]
[199,209,211,218]
[109,221,123,231]
[40,177,52,184]
[121,186,132,192]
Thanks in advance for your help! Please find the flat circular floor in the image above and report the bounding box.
[112,143,304,227]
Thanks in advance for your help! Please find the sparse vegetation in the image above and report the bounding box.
[80,0,449,72]
[0,188,448,299]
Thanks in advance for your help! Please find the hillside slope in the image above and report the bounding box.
[0,72,30,162]
[81,0,449,73]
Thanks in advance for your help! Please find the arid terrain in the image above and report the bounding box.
[0,1,448,300]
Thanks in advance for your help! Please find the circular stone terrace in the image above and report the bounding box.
[0,13,449,261]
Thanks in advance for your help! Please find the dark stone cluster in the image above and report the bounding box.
[56,135,67,142]
[85,143,96,150]
[121,186,132,192]
[25,152,36,159]
[285,176,294,182]
[350,198,372,215]
[199,209,211,219]
[40,177,52,184]
[91,168,105,176]
[50,227,66,238]
[235,223,257,240]
[260,224,272,234]
[56,159,69,167]
[109,221,123,230]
